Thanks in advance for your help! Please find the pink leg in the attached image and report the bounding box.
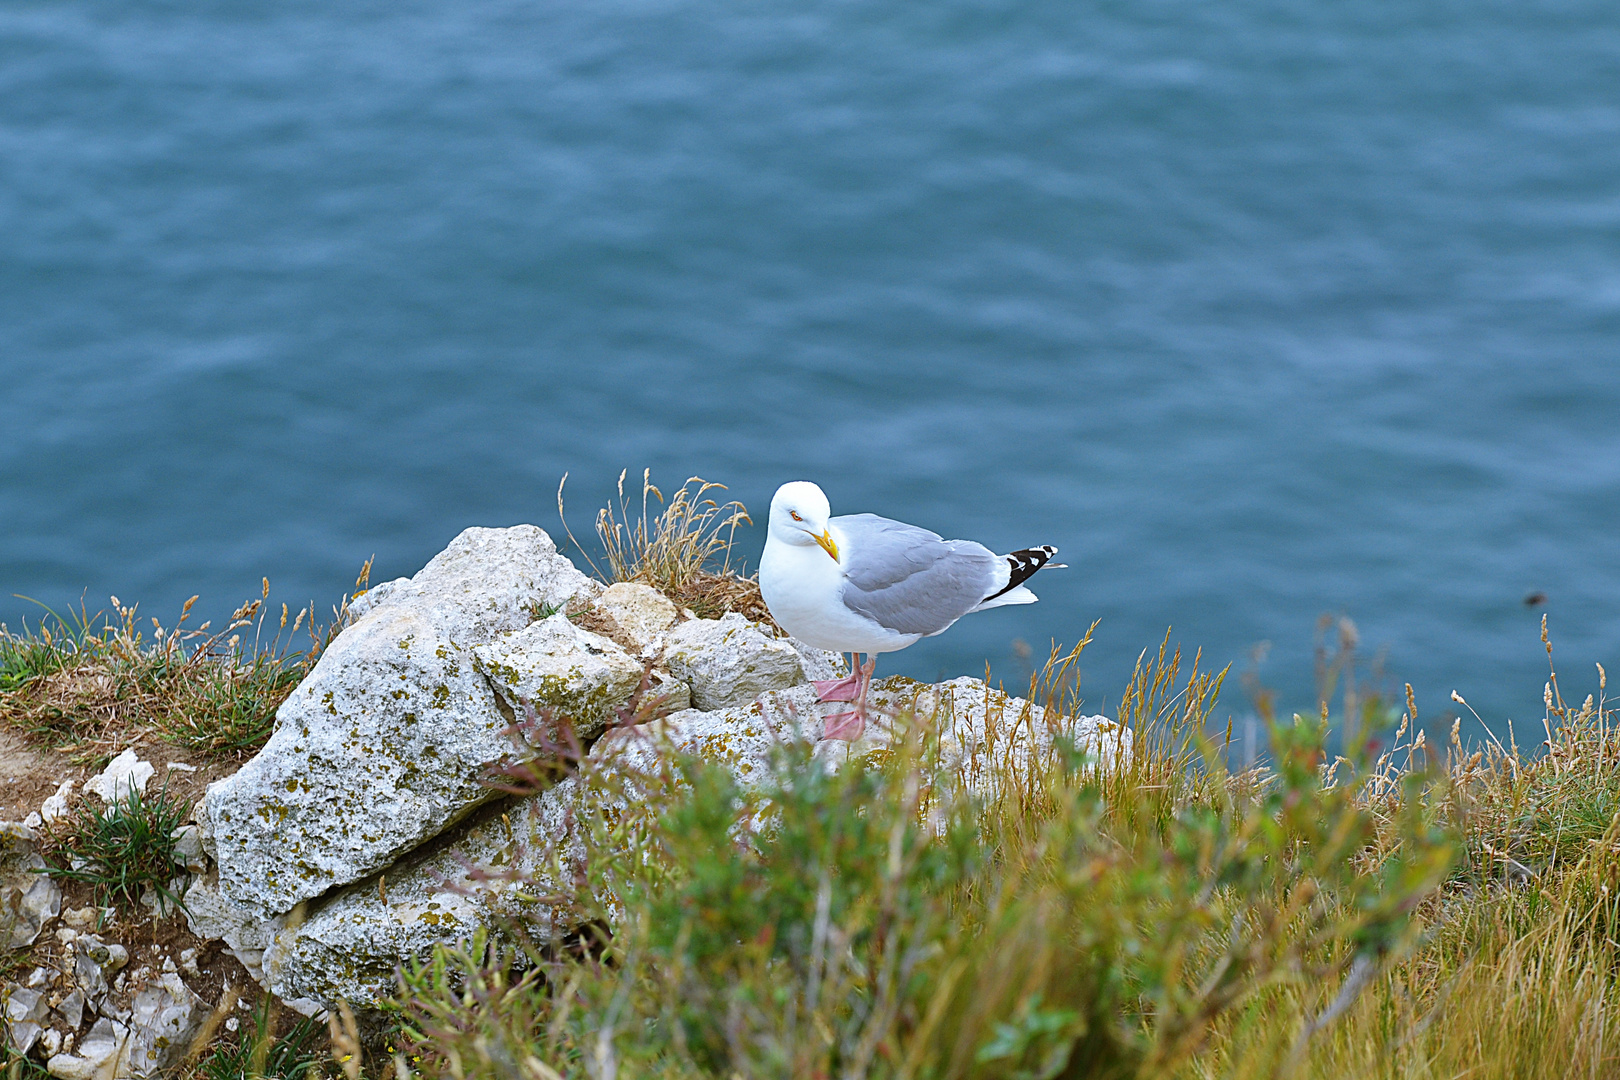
[813,652,863,702]
[822,655,877,741]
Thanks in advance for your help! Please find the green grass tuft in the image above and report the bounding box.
[44,780,194,911]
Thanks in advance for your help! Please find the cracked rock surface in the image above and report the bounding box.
[664,613,816,709]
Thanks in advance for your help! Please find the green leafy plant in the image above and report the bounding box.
[0,1043,54,1080]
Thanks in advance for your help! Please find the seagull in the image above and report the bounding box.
[759,481,1063,740]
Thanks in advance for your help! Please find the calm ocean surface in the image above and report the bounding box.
[2,0,1618,741]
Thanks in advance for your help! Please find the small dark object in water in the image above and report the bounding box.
[1524,592,1547,607]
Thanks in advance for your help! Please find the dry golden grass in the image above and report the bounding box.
[558,469,777,625]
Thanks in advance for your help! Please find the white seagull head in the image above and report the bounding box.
[768,481,839,562]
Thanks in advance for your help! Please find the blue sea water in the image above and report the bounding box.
[2,0,1618,742]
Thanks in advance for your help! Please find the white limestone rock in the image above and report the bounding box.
[47,1018,130,1080]
[73,935,129,1004]
[472,614,643,744]
[200,525,598,918]
[179,879,287,989]
[595,682,828,789]
[786,639,847,683]
[589,583,677,653]
[646,669,691,713]
[0,824,61,949]
[663,613,810,710]
[170,825,206,874]
[4,984,48,1056]
[263,783,586,1009]
[263,684,831,1011]
[256,678,1125,1014]
[54,989,84,1030]
[344,577,405,622]
[85,751,153,804]
[60,908,96,931]
[39,780,74,825]
[342,525,600,642]
[125,972,209,1076]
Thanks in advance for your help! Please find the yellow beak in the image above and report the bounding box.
[814,529,840,562]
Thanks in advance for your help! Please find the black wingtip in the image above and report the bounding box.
[984,545,1062,601]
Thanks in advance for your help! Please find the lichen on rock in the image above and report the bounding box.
[472,614,644,744]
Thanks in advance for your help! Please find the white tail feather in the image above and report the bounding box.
[968,585,1038,613]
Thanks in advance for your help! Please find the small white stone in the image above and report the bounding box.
[61,908,95,930]
[165,762,198,773]
[85,751,154,804]
[225,1016,239,1032]
[125,972,208,1074]
[171,825,207,873]
[38,780,74,825]
[46,1017,129,1080]
[54,989,84,1029]
[0,824,62,948]
[4,987,48,1055]
[55,928,78,945]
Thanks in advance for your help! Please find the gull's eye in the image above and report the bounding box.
[790,511,803,522]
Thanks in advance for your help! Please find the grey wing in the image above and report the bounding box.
[834,513,1001,636]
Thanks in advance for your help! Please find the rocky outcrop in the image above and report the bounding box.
[264,683,831,1006]
[176,524,1127,1016]
[259,678,1130,1010]
[198,525,601,918]
[0,519,1137,1076]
